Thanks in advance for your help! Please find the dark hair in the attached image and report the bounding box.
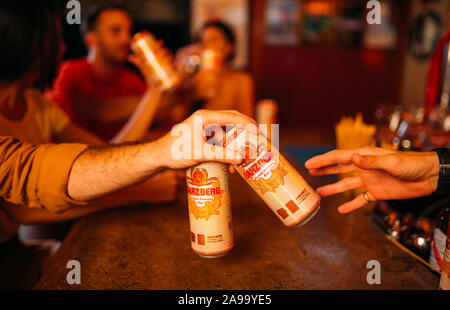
[81,3,131,35]
[199,20,236,62]
[0,1,61,87]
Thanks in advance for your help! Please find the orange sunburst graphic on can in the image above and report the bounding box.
[187,168,223,220]
[239,142,288,195]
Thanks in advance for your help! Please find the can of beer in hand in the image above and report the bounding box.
[186,163,233,258]
[131,31,180,91]
[223,127,321,227]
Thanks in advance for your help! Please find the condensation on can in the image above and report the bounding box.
[186,162,233,258]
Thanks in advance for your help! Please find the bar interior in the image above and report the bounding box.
[0,0,450,292]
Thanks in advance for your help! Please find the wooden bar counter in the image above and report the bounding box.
[35,129,440,290]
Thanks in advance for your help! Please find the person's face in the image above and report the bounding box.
[88,10,133,64]
[201,26,233,62]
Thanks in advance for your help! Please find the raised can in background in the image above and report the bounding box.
[186,162,233,258]
[131,31,180,91]
[223,127,321,228]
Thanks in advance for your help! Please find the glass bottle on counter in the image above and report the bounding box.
[430,204,450,272]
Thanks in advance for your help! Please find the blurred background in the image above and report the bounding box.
[58,0,450,130]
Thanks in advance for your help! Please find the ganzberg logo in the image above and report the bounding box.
[366,0,381,25]
[66,0,81,25]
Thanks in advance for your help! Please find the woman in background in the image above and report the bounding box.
[162,21,254,125]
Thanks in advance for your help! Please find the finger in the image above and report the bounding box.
[128,55,147,74]
[337,194,371,214]
[308,164,356,176]
[128,55,141,66]
[222,110,258,131]
[202,145,243,165]
[305,149,357,170]
[229,165,236,174]
[305,147,397,170]
[352,153,398,172]
[316,176,363,197]
[193,110,257,130]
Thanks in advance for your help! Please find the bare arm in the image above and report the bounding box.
[67,110,255,202]
[110,87,163,143]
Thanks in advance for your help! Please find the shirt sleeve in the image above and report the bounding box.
[42,96,71,136]
[0,136,89,213]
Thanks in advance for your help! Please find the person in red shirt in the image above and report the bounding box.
[48,3,163,142]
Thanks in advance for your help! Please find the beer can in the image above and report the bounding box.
[131,31,180,91]
[186,162,233,258]
[223,127,321,228]
[256,99,278,125]
[440,225,450,290]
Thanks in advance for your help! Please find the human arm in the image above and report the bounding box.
[107,43,177,143]
[2,170,177,224]
[305,147,440,214]
[67,109,255,201]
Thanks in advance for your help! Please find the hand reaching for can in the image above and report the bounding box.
[305,147,440,214]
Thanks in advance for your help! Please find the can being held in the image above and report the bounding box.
[131,31,180,91]
[223,127,320,228]
[186,163,233,258]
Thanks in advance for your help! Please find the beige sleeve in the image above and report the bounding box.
[0,136,89,213]
[43,96,72,136]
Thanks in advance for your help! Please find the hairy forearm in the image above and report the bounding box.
[68,140,165,201]
[110,88,163,144]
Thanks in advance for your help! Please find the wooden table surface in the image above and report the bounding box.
[35,129,440,290]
